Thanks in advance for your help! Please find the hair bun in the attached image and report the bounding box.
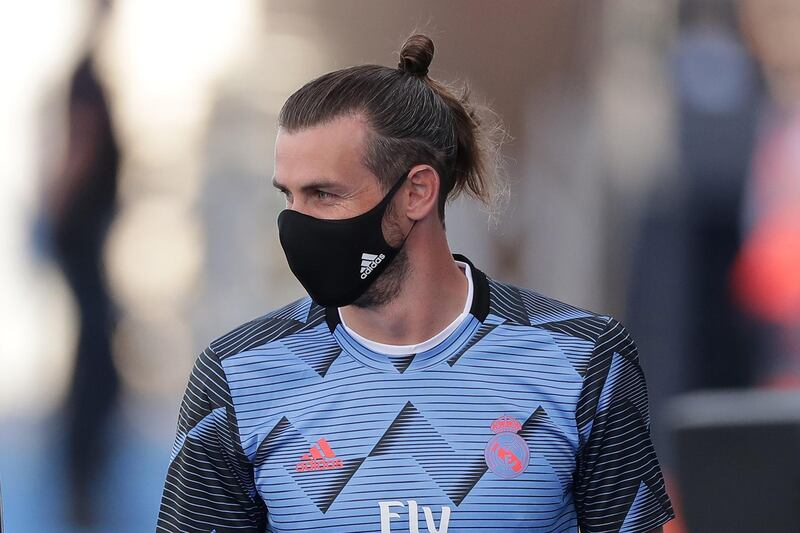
[398,34,434,77]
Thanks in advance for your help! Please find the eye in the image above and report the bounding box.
[315,190,334,201]
[276,188,292,204]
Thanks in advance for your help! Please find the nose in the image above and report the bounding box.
[287,198,310,215]
[285,195,324,219]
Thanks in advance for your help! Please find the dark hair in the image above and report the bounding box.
[278,33,504,223]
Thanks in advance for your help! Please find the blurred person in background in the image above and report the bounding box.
[618,10,765,512]
[670,0,762,391]
[158,34,673,533]
[629,3,799,529]
[627,0,763,445]
[44,40,120,530]
[732,0,800,387]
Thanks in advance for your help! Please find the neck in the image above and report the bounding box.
[338,221,467,346]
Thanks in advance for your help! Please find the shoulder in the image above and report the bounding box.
[486,276,613,341]
[486,277,643,379]
[487,278,648,436]
[207,296,325,361]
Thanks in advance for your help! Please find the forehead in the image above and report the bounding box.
[275,115,374,187]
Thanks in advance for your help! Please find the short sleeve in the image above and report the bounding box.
[573,317,675,533]
[157,347,267,532]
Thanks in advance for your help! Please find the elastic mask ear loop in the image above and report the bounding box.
[375,171,411,212]
[383,171,417,250]
[398,218,417,249]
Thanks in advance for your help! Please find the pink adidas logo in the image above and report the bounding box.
[295,438,344,472]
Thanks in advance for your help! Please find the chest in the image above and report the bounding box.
[233,352,584,532]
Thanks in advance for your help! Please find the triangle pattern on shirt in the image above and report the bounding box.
[487,280,530,326]
[290,458,365,514]
[518,406,574,496]
[388,353,416,374]
[620,480,668,533]
[282,328,342,378]
[446,321,500,367]
[368,401,488,506]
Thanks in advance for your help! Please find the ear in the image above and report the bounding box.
[404,164,440,221]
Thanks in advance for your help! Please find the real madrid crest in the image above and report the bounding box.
[484,415,530,479]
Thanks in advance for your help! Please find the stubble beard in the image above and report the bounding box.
[351,245,411,309]
[351,197,415,309]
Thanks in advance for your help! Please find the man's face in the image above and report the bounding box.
[273,114,411,308]
[272,115,386,220]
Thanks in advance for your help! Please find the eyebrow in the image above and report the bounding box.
[271,176,344,193]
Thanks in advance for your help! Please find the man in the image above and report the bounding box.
[158,35,674,533]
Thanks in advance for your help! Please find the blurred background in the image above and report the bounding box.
[1,0,799,531]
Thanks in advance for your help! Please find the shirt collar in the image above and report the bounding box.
[324,253,490,333]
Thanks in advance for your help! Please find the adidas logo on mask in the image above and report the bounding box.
[360,253,386,279]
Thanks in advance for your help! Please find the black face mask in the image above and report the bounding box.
[277,172,415,307]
